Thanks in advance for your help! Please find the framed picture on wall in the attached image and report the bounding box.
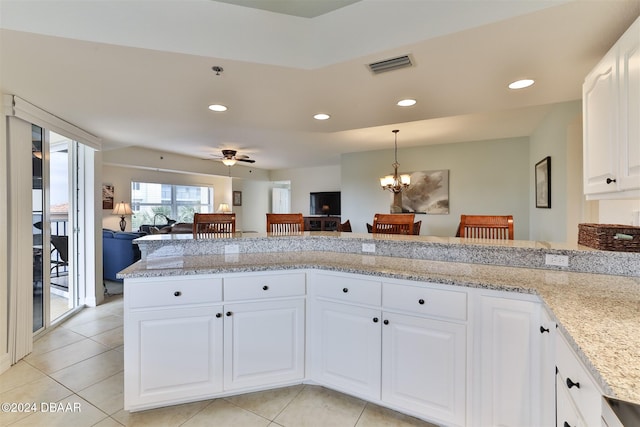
[535,156,551,208]
[102,184,114,210]
[233,191,242,206]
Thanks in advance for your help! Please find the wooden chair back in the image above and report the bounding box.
[266,213,304,233]
[338,219,352,232]
[193,213,236,238]
[412,220,422,235]
[372,213,415,235]
[458,215,514,240]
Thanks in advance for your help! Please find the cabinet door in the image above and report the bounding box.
[556,374,587,427]
[618,18,640,192]
[310,300,381,400]
[540,309,557,427]
[124,305,224,410]
[476,295,542,427]
[224,299,304,390]
[381,312,466,427]
[583,49,618,195]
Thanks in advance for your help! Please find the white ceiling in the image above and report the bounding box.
[1,0,639,170]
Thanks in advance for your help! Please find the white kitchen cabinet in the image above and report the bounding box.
[223,298,305,390]
[583,16,640,198]
[124,272,305,411]
[126,306,224,410]
[309,273,467,427]
[556,331,604,427]
[617,17,640,192]
[310,299,381,400]
[540,307,557,427]
[475,293,544,427]
[381,311,466,427]
[124,276,224,411]
[308,273,382,400]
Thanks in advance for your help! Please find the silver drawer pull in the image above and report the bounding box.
[174,291,182,297]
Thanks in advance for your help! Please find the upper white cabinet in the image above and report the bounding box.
[583,17,640,199]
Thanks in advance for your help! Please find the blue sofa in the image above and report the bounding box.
[103,230,144,282]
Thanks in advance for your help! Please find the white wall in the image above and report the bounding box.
[529,101,582,242]
[232,178,272,232]
[599,200,640,225]
[342,137,530,237]
[101,165,232,231]
[101,146,274,232]
[270,165,341,215]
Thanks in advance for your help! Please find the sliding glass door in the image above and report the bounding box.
[32,125,78,334]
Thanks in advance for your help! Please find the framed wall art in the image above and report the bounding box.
[535,156,551,208]
[233,190,242,206]
[102,183,114,210]
[399,169,450,214]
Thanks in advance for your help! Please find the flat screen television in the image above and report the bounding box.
[310,191,341,216]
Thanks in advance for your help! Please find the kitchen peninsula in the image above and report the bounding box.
[120,232,640,426]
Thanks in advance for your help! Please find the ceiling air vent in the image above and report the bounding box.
[368,55,412,75]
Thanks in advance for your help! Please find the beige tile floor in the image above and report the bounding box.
[1,293,438,427]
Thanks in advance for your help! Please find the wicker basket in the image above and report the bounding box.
[578,223,640,252]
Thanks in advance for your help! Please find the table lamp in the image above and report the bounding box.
[112,201,133,231]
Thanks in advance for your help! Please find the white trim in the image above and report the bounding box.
[4,95,101,150]
[0,104,9,374]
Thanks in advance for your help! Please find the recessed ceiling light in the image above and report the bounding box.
[508,79,535,90]
[314,113,330,120]
[208,104,228,112]
[397,99,417,107]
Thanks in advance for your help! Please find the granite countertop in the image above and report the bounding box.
[119,250,640,404]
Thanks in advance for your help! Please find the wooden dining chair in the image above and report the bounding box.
[372,213,415,235]
[458,215,514,240]
[193,213,236,238]
[266,213,304,233]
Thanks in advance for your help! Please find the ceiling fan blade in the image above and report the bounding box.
[237,158,255,163]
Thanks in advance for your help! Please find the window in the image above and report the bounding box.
[131,182,213,229]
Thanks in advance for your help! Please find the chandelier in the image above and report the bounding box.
[380,129,410,193]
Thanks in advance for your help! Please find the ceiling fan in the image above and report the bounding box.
[212,149,256,166]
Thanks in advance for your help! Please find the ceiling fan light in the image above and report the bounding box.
[397,99,416,107]
[208,104,228,112]
[313,113,330,120]
[222,158,237,166]
[508,79,535,90]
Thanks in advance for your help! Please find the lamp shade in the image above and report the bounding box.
[112,201,132,215]
[218,203,231,213]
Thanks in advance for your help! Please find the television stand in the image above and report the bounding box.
[304,216,341,231]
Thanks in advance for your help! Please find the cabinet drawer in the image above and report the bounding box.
[556,374,587,427]
[382,282,467,321]
[556,333,603,426]
[313,274,381,306]
[127,277,222,308]
[224,273,306,301]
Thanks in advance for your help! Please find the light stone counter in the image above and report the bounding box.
[120,233,640,405]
